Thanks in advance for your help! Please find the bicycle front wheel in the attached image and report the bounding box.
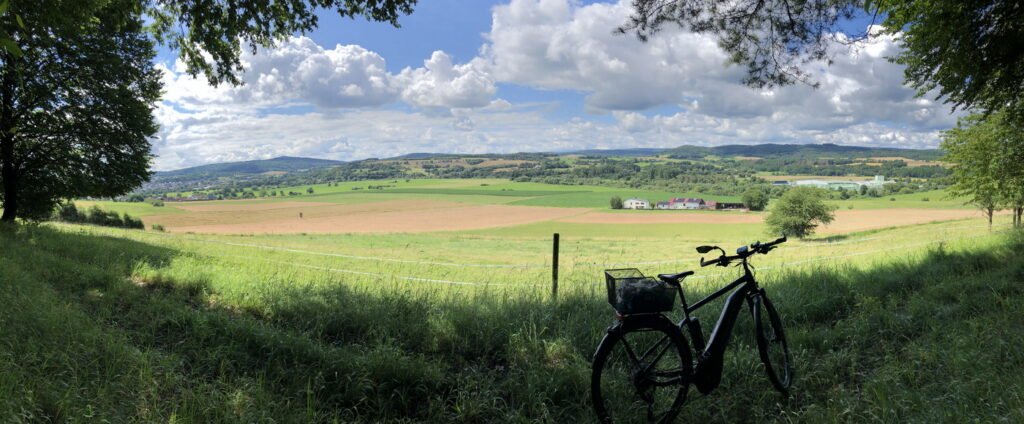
[591,318,692,424]
[753,294,793,393]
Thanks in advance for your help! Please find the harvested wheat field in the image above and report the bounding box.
[160,204,591,234]
[818,208,994,234]
[146,199,466,228]
[170,201,331,212]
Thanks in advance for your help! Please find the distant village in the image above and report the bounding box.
[620,197,745,210]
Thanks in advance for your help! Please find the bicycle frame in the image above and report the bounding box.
[674,258,764,394]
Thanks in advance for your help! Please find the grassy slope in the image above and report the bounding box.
[2,223,1022,422]
[830,190,971,210]
[464,221,765,239]
[76,200,187,216]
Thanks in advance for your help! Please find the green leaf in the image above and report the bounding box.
[0,1,8,16]
[0,38,22,57]
[15,14,24,30]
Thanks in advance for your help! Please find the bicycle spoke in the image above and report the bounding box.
[639,334,670,362]
[620,337,643,369]
[641,337,674,375]
[593,327,690,424]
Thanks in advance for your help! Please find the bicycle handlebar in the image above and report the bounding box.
[699,234,787,267]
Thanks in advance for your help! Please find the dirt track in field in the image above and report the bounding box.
[152,201,591,234]
[558,208,991,233]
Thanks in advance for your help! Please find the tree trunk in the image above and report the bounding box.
[0,138,15,222]
[0,56,17,222]
[987,207,994,230]
[0,149,15,222]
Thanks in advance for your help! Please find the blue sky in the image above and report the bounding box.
[152,0,959,171]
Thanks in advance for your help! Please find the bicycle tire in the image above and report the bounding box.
[591,316,692,424]
[753,294,793,393]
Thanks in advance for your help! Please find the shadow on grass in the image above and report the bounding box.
[3,223,1024,422]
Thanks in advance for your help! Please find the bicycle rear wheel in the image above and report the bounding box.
[591,317,692,424]
[753,294,793,393]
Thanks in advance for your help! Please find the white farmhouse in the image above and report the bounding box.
[668,197,705,209]
[623,198,650,209]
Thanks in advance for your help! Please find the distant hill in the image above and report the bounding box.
[561,148,667,157]
[387,149,667,159]
[662,143,943,160]
[387,153,442,160]
[157,156,345,179]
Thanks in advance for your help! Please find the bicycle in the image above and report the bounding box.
[591,235,792,424]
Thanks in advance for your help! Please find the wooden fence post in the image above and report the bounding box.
[552,233,559,300]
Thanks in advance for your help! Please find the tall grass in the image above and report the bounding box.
[1,222,1022,422]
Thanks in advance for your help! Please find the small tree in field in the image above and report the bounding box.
[765,187,836,239]
[610,196,623,209]
[742,188,770,211]
[941,112,1024,228]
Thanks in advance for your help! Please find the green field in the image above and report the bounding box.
[14,177,1019,422]
[464,221,766,240]
[830,189,971,209]
[2,214,1022,422]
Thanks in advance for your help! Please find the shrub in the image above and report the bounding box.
[54,202,84,222]
[51,202,144,229]
[765,187,837,239]
[151,224,166,232]
[610,196,623,209]
[741,188,770,211]
[122,213,145,229]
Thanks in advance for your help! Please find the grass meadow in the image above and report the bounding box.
[2,208,1022,422]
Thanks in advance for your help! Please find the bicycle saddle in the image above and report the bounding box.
[657,270,694,284]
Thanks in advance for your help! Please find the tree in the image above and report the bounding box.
[765,187,836,239]
[1,0,161,221]
[741,188,769,211]
[610,195,624,209]
[147,0,417,86]
[0,0,418,222]
[942,112,1024,228]
[621,0,1024,117]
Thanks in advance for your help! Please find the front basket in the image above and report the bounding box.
[604,268,676,315]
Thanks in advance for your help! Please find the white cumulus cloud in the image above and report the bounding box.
[397,51,496,109]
